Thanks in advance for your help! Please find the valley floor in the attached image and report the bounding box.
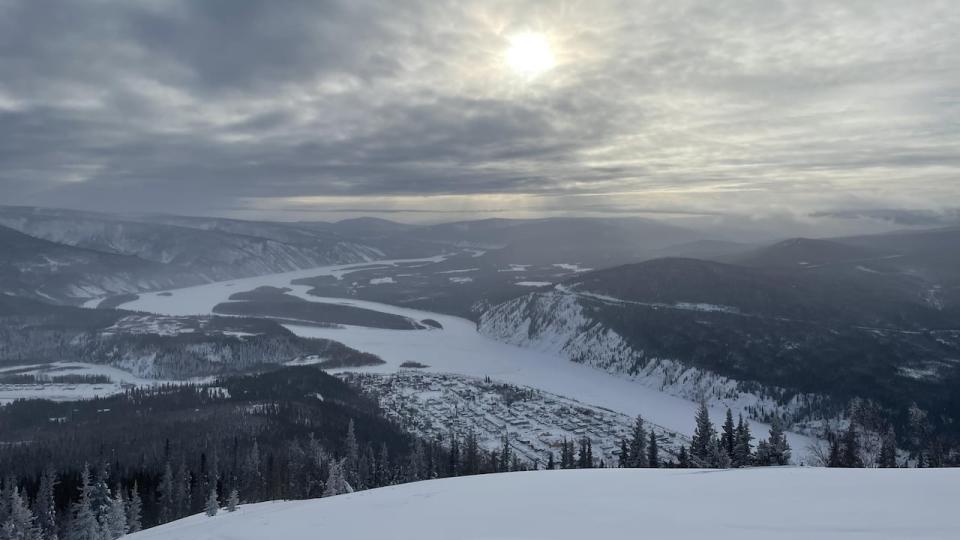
[130,468,959,540]
[104,254,817,461]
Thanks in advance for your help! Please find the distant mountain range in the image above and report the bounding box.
[2,204,960,439]
[0,206,719,303]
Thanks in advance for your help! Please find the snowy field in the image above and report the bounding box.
[108,255,817,461]
[131,468,960,540]
[0,362,197,404]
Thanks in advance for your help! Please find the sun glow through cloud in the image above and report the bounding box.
[505,32,556,78]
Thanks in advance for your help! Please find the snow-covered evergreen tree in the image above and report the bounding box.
[2,484,40,540]
[91,464,113,537]
[173,461,191,520]
[323,459,351,497]
[205,487,219,517]
[226,489,240,513]
[406,440,425,482]
[32,467,58,540]
[104,490,127,539]
[126,483,142,534]
[344,420,359,485]
[67,465,99,540]
[157,462,174,524]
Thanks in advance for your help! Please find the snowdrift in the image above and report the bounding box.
[131,468,959,540]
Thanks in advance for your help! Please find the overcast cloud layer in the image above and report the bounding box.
[1,0,958,223]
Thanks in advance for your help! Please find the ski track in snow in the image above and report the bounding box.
[112,254,818,461]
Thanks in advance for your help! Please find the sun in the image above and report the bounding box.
[505,32,556,78]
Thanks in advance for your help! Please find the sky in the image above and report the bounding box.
[1,0,958,229]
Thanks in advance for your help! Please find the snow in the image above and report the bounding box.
[448,277,474,283]
[515,281,553,287]
[552,263,592,272]
[130,468,960,540]
[368,277,396,285]
[106,255,817,462]
[673,302,741,314]
[0,362,205,404]
[284,356,326,367]
[111,255,447,316]
[436,268,479,274]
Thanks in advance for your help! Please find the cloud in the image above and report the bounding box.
[0,0,958,220]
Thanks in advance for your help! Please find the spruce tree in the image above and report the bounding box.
[105,490,127,539]
[647,431,659,468]
[226,489,240,512]
[407,440,426,482]
[879,426,897,468]
[617,439,629,468]
[733,415,753,467]
[126,483,142,533]
[463,431,480,476]
[840,424,862,467]
[91,464,112,534]
[720,409,736,461]
[677,445,689,468]
[33,466,58,540]
[826,431,842,467]
[766,418,791,466]
[377,443,390,485]
[499,433,512,473]
[754,440,771,466]
[2,485,40,540]
[323,460,348,497]
[157,462,174,524]
[205,487,220,517]
[559,439,576,469]
[448,433,461,477]
[690,401,715,465]
[69,465,99,540]
[627,416,647,468]
[344,419,359,485]
[173,461,191,519]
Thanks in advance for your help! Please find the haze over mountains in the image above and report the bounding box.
[1,203,959,538]
[3,205,958,421]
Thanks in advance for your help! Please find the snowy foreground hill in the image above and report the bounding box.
[131,468,958,540]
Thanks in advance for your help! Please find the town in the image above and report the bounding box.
[340,370,686,466]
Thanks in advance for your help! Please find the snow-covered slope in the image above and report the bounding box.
[477,289,825,427]
[131,468,959,540]
[477,257,960,433]
[0,206,383,283]
[0,224,197,303]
